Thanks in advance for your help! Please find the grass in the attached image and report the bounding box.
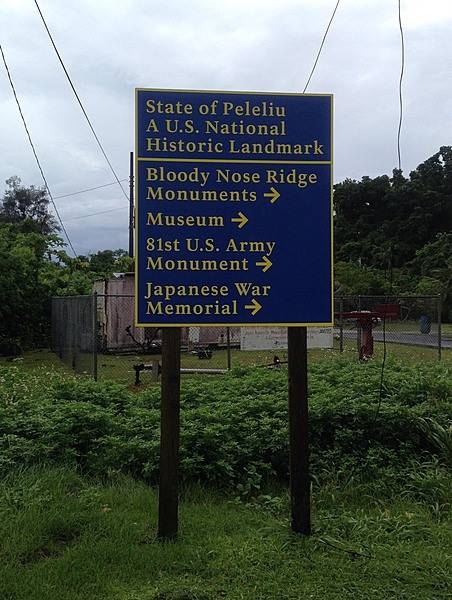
[2,341,451,387]
[339,339,451,366]
[0,349,71,372]
[0,465,450,600]
[0,349,450,598]
[338,319,452,336]
[379,320,452,336]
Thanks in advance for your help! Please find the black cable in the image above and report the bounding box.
[302,0,341,93]
[53,179,128,200]
[33,0,128,202]
[341,297,389,490]
[371,306,387,429]
[0,44,78,257]
[65,206,127,222]
[397,0,405,171]
[370,3,404,459]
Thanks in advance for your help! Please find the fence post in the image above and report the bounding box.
[339,297,344,353]
[437,295,442,361]
[356,295,362,355]
[72,303,79,372]
[92,292,98,381]
[151,359,160,381]
[226,327,231,370]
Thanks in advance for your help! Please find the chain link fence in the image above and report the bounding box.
[334,295,443,360]
[51,294,447,384]
[51,295,97,376]
[52,294,239,383]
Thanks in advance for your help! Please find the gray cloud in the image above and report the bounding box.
[1,0,451,255]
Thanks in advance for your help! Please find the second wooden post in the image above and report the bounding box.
[288,326,311,535]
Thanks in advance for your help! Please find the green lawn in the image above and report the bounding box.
[0,466,450,600]
[337,319,452,336]
[1,349,450,599]
[2,342,451,386]
[0,349,71,371]
[374,320,452,336]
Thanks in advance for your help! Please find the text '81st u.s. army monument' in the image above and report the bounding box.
[135,89,333,327]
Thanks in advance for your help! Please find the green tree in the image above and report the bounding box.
[0,224,61,348]
[409,232,452,320]
[0,178,134,351]
[41,250,94,297]
[334,147,452,270]
[0,178,65,349]
[0,176,58,234]
[334,261,389,296]
[88,248,133,276]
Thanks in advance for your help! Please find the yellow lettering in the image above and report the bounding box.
[146,119,159,133]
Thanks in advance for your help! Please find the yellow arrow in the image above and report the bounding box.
[256,256,272,272]
[231,212,248,229]
[245,298,262,316]
[263,187,280,203]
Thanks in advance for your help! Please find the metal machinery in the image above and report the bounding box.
[336,303,400,359]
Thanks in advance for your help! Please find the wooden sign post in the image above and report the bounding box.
[134,89,332,539]
[157,327,181,539]
[288,326,310,535]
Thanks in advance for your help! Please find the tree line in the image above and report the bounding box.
[334,146,452,319]
[0,146,451,350]
[0,176,132,351]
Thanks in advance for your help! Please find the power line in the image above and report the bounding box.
[397,0,405,171]
[64,206,127,222]
[0,43,78,257]
[374,7,405,448]
[302,0,341,93]
[33,0,129,202]
[53,178,128,200]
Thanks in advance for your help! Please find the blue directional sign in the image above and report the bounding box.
[135,89,333,326]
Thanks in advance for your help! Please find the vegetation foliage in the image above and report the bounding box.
[0,354,450,599]
[0,177,132,350]
[334,146,452,319]
[0,356,450,489]
[1,146,451,350]
[0,464,450,600]
[1,147,451,597]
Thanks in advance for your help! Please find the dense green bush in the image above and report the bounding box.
[0,356,450,487]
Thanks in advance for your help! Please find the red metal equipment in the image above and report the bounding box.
[336,304,400,360]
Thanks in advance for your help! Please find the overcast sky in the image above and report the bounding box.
[1,0,451,256]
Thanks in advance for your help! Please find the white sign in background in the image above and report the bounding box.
[240,327,333,351]
[188,327,201,343]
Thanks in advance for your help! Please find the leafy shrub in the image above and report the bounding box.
[0,356,450,488]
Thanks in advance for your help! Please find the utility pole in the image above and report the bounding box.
[129,151,134,258]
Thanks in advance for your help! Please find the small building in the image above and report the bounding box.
[93,273,239,352]
[93,273,148,352]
